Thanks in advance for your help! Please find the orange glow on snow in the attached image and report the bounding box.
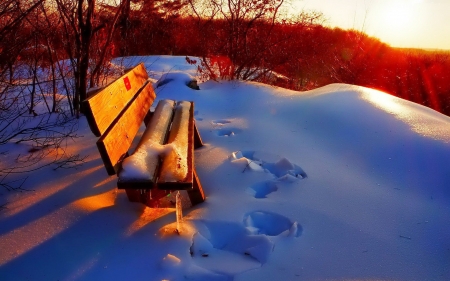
[158,220,197,238]
[1,165,104,218]
[125,207,175,236]
[73,190,117,212]
[93,175,116,188]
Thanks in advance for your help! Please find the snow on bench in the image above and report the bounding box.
[82,63,205,207]
[119,99,176,181]
[159,101,192,184]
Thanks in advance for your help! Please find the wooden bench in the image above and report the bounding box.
[82,63,205,207]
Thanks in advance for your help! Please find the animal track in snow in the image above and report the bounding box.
[243,211,302,237]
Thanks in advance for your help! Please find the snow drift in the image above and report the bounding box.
[0,56,449,281]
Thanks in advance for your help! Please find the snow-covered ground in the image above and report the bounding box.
[0,56,449,281]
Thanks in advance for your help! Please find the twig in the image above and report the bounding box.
[53,153,87,170]
[0,175,31,192]
[242,160,253,173]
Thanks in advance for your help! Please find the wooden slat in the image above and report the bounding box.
[158,101,194,190]
[194,121,204,149]
[82,63,149,136]
[117,100,176,189]
[136,100,176,149]
[97,81,156,175]
[188,168,206,205]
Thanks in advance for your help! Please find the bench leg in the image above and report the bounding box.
[187,168,205,205]
[194,122,204,149]
[125,189,143,203]
[144,188,171,208]
[125,189,171,208]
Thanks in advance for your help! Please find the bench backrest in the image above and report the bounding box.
[82,63,156,175]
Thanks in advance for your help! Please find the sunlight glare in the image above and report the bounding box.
[382,1,413,31]
[372,0,425,47]
[361,88,450,142]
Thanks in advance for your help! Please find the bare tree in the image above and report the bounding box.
[0,0,86,191]
[55,0,126,115]
[187,0,285,81]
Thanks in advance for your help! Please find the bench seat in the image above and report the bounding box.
[117,100,195,190]
[82,63,205,207]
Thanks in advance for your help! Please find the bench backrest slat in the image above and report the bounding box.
[97,80,156,175]
[83,63,149,136]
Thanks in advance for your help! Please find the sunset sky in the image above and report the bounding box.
[292,0,450,50]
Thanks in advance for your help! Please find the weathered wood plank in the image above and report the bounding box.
[117,100,176,188]
[158,101,194,190]
[97,81,156,175]
[83,63,149,136]
[194,121,204,149]
[136,100,176,150]
[188,168,206,205]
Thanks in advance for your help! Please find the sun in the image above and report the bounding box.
[372,0,423,47]
[381,1,414,32]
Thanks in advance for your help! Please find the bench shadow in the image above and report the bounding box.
[0,151,203,280]
[0,156,111,236]
[0,199,180,281]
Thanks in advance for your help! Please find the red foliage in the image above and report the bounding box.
[32,3,444,117]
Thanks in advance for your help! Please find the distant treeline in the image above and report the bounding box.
[116,14,450,116]
[2,0,449,117]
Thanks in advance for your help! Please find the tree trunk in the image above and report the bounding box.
[74,0,95,114]
[118,0,131,56]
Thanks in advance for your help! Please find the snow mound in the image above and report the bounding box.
[360,87,450,142]
[2,56,450,281]
[156,71,198,89]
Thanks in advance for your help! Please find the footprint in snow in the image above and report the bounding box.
[250,181,278,198]
[187,215,301,279]
[216,128,242,137]
[243,211,302,237]
[231,150,307,198]
[212,119,241,137]
[194,110,203,121]
[212,119,232,126]
[231,150,307,179]
[188,220,269,279]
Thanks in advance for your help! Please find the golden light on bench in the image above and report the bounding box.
[82,63,205,209]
